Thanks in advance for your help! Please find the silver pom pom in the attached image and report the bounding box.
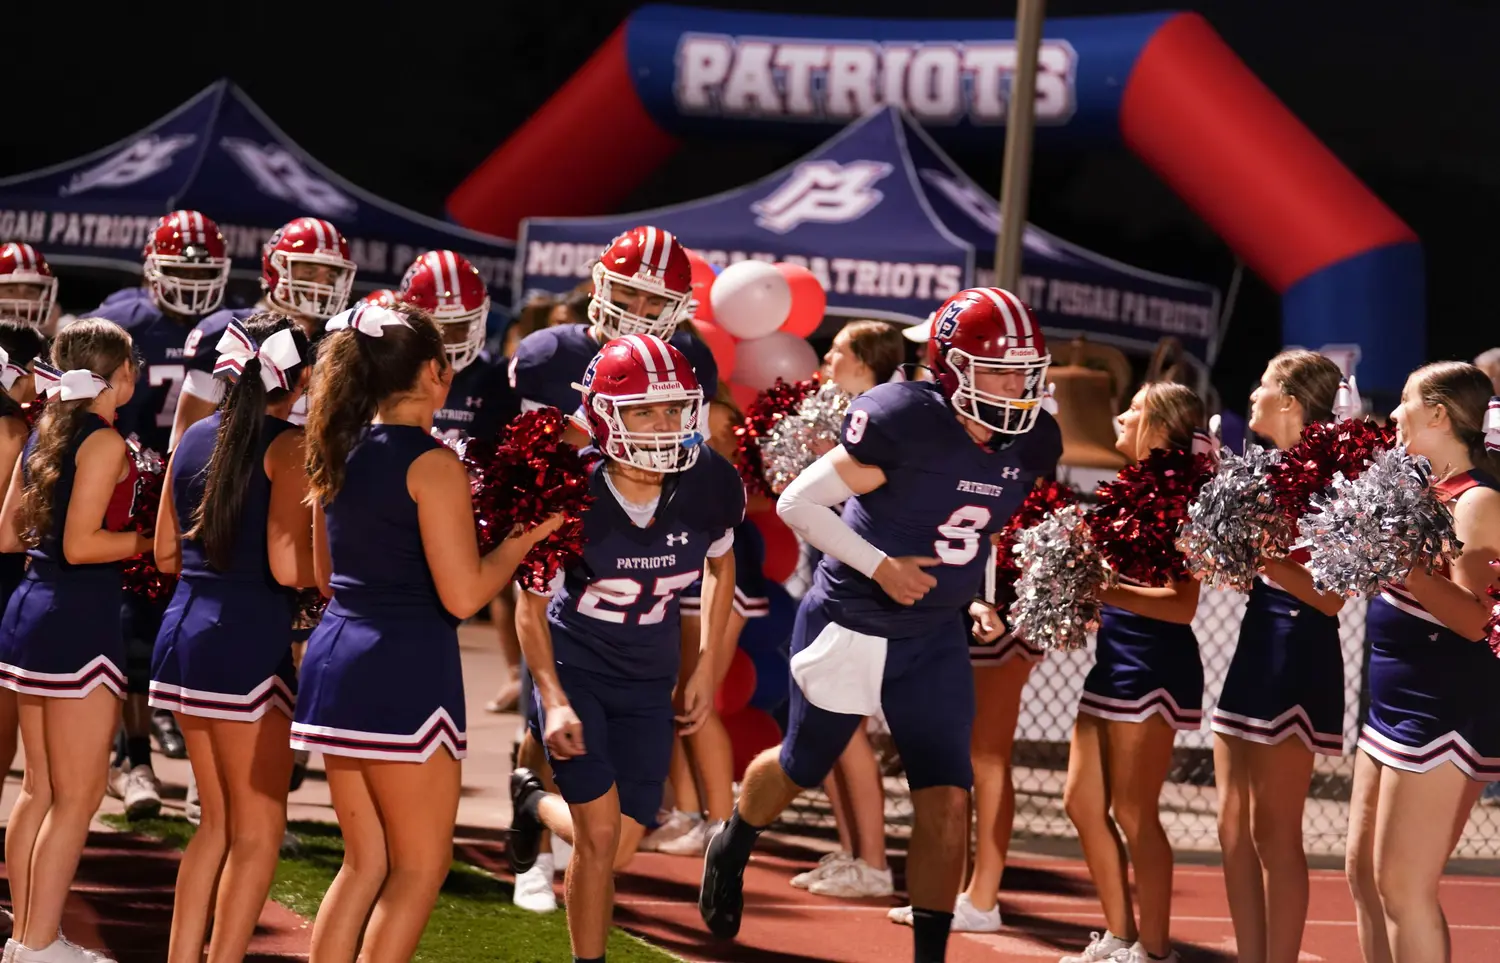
[1176,445,1290,592]
[1298,445,1464,598]
[1011,504,1108,651]
[760,380,852,494]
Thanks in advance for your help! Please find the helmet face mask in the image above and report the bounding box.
[435,307,489,371]
[0,243,57,327]
[262,218,357,321]
[590,392,704,473]
[144,210,231,317]
[944,348,1049,435]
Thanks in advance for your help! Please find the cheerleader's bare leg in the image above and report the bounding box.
[964,656,1034,911]
[1102,716,1177,958]
[312,757,389,963]
[167,716,228,963]
[1063,714,1137,943]
[1346,752,1393,963]
[6,696,53,940]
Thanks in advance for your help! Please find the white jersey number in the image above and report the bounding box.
[577,570,703,625]
[933,505,992,566]
[149,364,186,429]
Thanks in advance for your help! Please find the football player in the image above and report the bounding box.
[0,243,58,329]
[508,333,742,960]
[87,210,235,819]
[697,287,1062,963]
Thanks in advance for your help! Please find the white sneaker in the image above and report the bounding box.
[807,857,894,898]
[638,810,699,852]
[1060,931,1134,963]
[4,937,19,963]
[657,818,723,857]
[13,936,116,962]
[1123,944,1177,963]
[120,765,161,819]
[790,850,852,889]
[552,835,572,867]
[513,853,557,912]
[887,895,1001,931]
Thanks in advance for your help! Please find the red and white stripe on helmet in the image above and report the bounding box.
[397,250,491,371]
[588,225,694,341]
[0,242,58,327]
[928,287,1052,435]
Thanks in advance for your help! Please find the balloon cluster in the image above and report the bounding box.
[1087,448,1216,586]
[734,375,850,496]
[1177,445,1288,591]
[1299,445,1463,598]
[1010,505,1107,651]
[122,441,177,605]
[992,480,1079,611]
[448,408,595,594]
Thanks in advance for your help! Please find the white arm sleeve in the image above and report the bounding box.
[181,369,225,403]
[777,457,887,579]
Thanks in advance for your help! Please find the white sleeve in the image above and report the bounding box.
[181,369,225,403]
[519,398,550,413]
[777,457,887,579]
[706,528,735,559]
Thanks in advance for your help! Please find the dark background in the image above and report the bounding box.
[6,0,1498,413]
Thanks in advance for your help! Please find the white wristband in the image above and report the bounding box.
[776,457,887,579]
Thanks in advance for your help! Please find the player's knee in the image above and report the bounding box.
[911,784,968,846]
[574,813,621,866]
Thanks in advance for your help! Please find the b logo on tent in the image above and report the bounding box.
[219,138,357,220]
[61,135,199,197]
[750,160,894,235]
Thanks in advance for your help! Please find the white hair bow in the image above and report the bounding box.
[32,362,109,401]
[0,347,28,392]
[1332,376,1361,421]
[1484,396,1500,453]
[1191,414,1222,461]
[213,319,303,391]
[325,304,410,338]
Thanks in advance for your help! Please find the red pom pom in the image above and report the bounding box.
[733,375,820,496]
[1267,418,1398,523]
[1086,448,1216,586]
[122,440,177,605]
[450,408,596,594]
[20,398,44,431]
[992,480,1080,610]
[1485,559,1500,660]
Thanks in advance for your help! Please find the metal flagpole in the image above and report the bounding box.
[994,0,1047,291]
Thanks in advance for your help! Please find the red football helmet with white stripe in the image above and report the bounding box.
[396,250,491,371]
[361,289,398,307]
[573,334,705,473]
[928,287,1051,435]
[262,217,356,320]
[0,243,57,327]
[143,210,231,316]
[589,225,693,341]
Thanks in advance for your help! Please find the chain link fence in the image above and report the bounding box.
[774,539,1500,858]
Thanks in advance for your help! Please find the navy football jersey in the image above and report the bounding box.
[433,353,520,442]
[508,323,719,414]
[545,448,745,682]
[89,287,204,454]
[181,305,259,376]
[810,380,1063,638]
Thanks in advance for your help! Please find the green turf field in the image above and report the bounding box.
[103,815,681,962]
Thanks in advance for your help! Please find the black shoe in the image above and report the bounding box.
[698,820,746,939]
[151,710,187,759]
[507,767,545,876]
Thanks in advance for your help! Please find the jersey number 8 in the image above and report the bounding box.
[934,505,992,565]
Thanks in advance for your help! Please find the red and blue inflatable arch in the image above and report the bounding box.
[448,6,1421,399]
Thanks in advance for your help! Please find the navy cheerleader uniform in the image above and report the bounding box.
[1079,600,1204,731]
[1212,559,1344,755]
[1357,470,1500,778]
[148,413,298,721]
[290,425,466,763]
[0,415,137,698]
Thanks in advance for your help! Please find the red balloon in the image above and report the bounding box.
[687,250,718,324]
[750,508,799,583]
[727,380,759,413]
[722,706,783,781]
[715,647,757,716]
[775,263,828,339]
[692,319,737,379]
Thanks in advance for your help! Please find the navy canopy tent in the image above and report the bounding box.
[518,105,1222,368]
[0,80,515,296]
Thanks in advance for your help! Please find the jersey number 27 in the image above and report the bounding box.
[577,571,703,625]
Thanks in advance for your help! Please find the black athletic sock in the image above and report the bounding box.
[719,811,765,869]
[519,786,546,823]
[912,908,953,963]
[127,736,153,770]
[111,729,128,767]
[573,956,604,963]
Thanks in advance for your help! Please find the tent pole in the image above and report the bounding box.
[994,0,1047,292]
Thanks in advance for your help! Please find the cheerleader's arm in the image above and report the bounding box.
[1403,486,1500,642]
[1259,557,1345,617]
[153,451,182,575]
[1099,577,1202,625]
[0,420,26,554]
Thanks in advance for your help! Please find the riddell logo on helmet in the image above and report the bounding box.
[647,381,684,394]
[1005,347,1039,359]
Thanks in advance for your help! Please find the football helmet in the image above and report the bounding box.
[143,210,231,316]
[574,334,705,473]
[588,226,692,341]
[928,286,1051,435]
[262,217,356,319]
[0,243,57,326]
[396,250,491,370]
[361,288,398,307]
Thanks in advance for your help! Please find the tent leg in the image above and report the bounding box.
[995,0,1048,291]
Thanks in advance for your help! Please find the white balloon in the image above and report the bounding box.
[709,260,792,339]
[731,331,821,391]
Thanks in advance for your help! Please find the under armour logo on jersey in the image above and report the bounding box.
[467,396,483,408]
[61,134,198,197]
[666,532,690,546]
[219,138,357,218]
[1000,467,1021,479]
[750,160,894,234]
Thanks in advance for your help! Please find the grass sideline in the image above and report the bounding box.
[101,814,681,963]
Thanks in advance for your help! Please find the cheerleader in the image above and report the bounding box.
[1061,382,1208,963]
[0,319,150,963]
[147,314,312,963]
[1345,362,1500,963]
[1210,351,1347,963]
[291,303,558,962]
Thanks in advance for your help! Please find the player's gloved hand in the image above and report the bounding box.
[543,703,586,759]
[873,555,940,606]
[968,600,1007,643]
[676,661,715,735]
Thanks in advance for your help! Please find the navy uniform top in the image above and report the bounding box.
[509,324,719,414]
[809,380,1062,639]
[171,411,297,589]
[23,415,128,574]
[324,425,455,626]
[88,287,203,455]
[545,449,745,683]
[433,352,521,442]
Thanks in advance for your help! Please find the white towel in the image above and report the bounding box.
[789,621,888,716]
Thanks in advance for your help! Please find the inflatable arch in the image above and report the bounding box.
[448,5,1422,399]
